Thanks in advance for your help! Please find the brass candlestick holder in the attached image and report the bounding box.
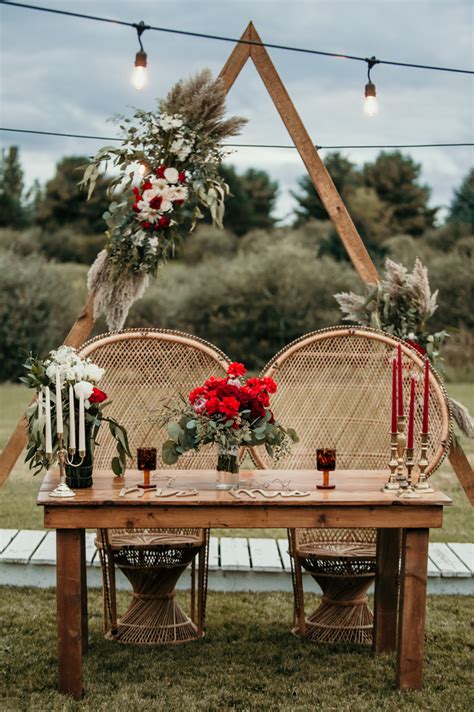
[49,433,83,498]
[382,431,400,492]
[414,431,434,493]
[396,415,408,489]
[398,446,421,499]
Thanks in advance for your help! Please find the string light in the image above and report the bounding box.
[364,57,379,117]
[131,21,149,90]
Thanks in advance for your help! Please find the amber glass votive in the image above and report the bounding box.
[316,448,336,490]
[137,447,157,489]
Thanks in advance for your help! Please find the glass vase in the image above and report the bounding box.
[216,444,239,490]
[65,447,94,489]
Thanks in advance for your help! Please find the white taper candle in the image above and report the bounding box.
[55,370,63,434]
[37,390,43,418]
[44,386,52,454]
[78,392,86,453]
[68,385,76,450]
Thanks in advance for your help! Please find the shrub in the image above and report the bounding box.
[0,252,87,381]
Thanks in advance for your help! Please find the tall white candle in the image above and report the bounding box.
[78,392,86,453]
[55,370,63,434]
[44,386,52,454]
[68,385,76,451]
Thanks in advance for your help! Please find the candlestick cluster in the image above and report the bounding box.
[383,344,432,497]
[38,377,86,463]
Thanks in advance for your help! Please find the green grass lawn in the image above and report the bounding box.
[0,587,473,711]
[0,382,472,542]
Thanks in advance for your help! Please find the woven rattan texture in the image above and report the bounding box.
[80,329,230,471]
[256,328,450,476]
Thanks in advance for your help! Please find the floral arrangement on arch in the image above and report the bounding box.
[160,362,299,465]
[22,345,131,475]
[334,257,473,438]
[81,69,246,331]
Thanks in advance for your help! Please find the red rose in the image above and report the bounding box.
[405,339,426,356]
[159,215,169,229]
[250,400,266,420]
[156,166,166,178]
[178,171,186,184]
[227,362,246,378]
[132,202,140,212]
[262,377,277,394]
[206,397,220,415]
[141,221,151,229]
[189,386,207,404]
[132,187,141,198]
[174,199,184,206]
[205,376,226,390]
[258,391,270,408]
[149,196,162,210]
[89,387,108,404]
[219,396,240,419]
[142,180,152,190]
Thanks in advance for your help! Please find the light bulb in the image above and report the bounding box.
[132,50,147,90]
[364,81,378,117]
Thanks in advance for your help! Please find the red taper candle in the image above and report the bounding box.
[391,358,398,433]
[422,358,430,434]
[397,344,404,417]
[406,376,415,448]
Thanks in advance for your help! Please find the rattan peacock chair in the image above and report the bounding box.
[250,326,451,645]
[79,328,231,645]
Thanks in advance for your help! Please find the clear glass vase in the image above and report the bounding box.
[216,444,239,490]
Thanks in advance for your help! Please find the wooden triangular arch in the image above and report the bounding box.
[1,22,472,501]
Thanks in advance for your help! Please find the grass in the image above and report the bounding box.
[0,587,473,711]
[0,383,472,542]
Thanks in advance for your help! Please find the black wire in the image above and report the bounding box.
[1,0,473,75]
[1,127,472,150]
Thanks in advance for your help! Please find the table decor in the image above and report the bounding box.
[80,69,247,331]
[137,446,157,489]
[22,345,131,488]
[160,361,298,489]
[316,448,336,489]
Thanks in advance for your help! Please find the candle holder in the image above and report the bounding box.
[316,448,336,490]
[398,446,421,499]
[137,447,157,489]
[414,431,434,493]
[382,431,400,492]
[49,433,81,498]
[396,415,408,489]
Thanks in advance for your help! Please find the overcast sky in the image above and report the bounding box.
[1,0,473,223]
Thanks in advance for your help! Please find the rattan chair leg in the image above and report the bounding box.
[190,558,196,624]
[197,530,210,636]
[288,530,306,635]
[98,529,118,636]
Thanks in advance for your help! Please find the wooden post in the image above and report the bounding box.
[79,529,89,655]
[397,528,429,691]
[373,529,401,654]
[56,528,85,700]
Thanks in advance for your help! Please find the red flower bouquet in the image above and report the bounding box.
[161,362,298,471]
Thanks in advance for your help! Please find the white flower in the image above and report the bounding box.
[158,116,174,130]
[64,367,76,382]
[170,117,183,128]
[133,230,147,246]
[170,138,184,154]
[74,381,94,400]
[173,186,188,201]
[178,146,192,161]
[160,199,173,213]
[46,362,57,380]
[74,363,85,382]
[83,362,105,383]
[148,236,159,254]
[164,167,179,184]
[150,177,168,194]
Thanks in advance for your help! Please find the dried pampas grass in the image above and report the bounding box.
[87,250,149,332]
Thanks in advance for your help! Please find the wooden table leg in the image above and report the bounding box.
[56,528,85,700]
[396,528,429,691]
[79,529,88,654]
[373,528,401,654]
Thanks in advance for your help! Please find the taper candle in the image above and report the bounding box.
[397,344,404,417]
[68,385,76,450]
[44,386,52,454]
[422,358,430,434]
[55,370,63,434]
[37,389,43,418]
[406,377,415,449]
[391,358,397,433]
[78,392,85,452]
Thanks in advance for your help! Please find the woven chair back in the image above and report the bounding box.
[251,327,451,476]
[79,328,230,470]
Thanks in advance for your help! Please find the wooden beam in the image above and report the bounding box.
[448,439,474,506]
[247,23,380,285]
[218,22,252,92]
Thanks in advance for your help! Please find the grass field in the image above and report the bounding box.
[0,587,473,711]
[0,382,473,541]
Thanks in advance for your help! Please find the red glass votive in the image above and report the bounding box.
[137,447,157,489]
[316,448,336,490]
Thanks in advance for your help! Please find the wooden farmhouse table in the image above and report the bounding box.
[37,468,452,700]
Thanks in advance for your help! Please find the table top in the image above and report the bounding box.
[38,469,452,508]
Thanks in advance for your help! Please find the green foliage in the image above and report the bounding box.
[35,156,113,234]
[217,165,278,236]
[448,167,474,229]
[0,146,30,229]
[363,151,437,236]
[0,253,87,381]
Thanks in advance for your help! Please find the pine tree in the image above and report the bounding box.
[0,146,29,228]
